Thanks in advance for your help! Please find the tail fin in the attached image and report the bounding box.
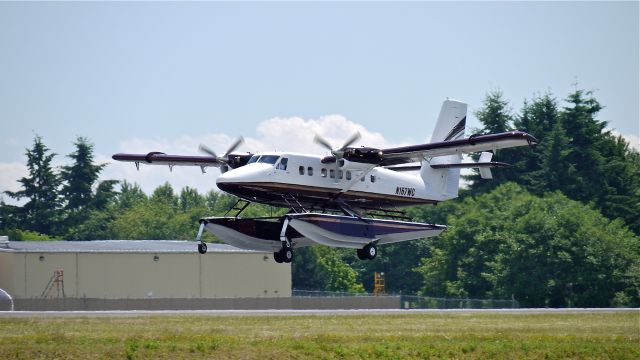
[420,99,467,201]
[430,99,467,142]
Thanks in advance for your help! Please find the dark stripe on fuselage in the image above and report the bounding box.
[217,182,435,210]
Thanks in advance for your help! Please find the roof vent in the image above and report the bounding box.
[0,236,8,249]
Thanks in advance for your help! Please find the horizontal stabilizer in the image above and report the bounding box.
[425,152,504,179]
[385,165,422,172]
[429,161,510,169]
[386,161,510,172]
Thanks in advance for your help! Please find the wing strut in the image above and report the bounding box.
[335,199,369,223]
[224,199,251,218]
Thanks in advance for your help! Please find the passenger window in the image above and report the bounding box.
[329,169,335,178]
[346,171,351,180]
[338,170,343,179]
[321,168,327,177]
[360,173,365,182]
[370,174,376,183]
[277,157,288,170]
[307,167,313,176]
[299,166,305,175]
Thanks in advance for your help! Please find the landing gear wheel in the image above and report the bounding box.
[363,243,377,260]
[273,251,284,263]
[356,248,367,260]
[198,242,208,254]
[282,248,293,263]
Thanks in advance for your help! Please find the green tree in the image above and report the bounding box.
[60,137,106,214]
[292,247,365,293]
[3,229,56,241]
[513,93,559,189]
[111,184,216,241]
[116,181,147,210]
[416,183,640,307]
[179,187,206,212]
[4,135,62,235]
[469,88,640,234]
[66,180,120,240]
[596,133,640,234]
[527,121,574,194]
[475,89,513,134]
[466,90,520,193]
[150,182,178,210]
[92,180,120,211]
[559,89,606,201]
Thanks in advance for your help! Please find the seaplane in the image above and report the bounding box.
[113,100,537,263]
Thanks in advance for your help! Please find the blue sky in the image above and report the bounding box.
[1,1,638,198]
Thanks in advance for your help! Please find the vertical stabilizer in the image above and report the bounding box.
[430,99,467,143]
[420,100,467,201]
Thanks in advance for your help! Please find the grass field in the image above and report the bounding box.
[0,311,638,359]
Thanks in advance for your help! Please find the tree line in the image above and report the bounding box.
[1,87,638,307]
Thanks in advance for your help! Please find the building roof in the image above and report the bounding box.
[0,240,263,254]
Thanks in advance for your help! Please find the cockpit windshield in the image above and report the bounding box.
[247,155,260,164]
[257,155,280,164]
[247,154,280,166]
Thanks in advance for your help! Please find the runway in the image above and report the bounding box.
[0,308,637,318]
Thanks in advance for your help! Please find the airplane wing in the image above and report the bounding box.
[112,152,253,172]
[378,131,537,166]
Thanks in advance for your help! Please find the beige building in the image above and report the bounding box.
[0,240,291,300]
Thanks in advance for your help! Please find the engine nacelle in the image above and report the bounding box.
[343,147,384,164]
[337,158,380,171]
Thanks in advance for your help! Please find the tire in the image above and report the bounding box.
[356,248,367,260]
[283,249,293,263]
[273,251,284,263]
[198,242,207,254]
[364,243,377,260]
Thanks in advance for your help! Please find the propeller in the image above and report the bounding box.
[198,136,245,169]
[313,131,361,159]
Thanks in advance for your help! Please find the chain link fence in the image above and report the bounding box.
[400,295,518,309]
[293,290,519,309]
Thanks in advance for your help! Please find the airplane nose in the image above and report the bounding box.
[217,163,273,197]
[217,163,271,185]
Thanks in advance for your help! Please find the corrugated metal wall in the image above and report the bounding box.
[0,251,291,299]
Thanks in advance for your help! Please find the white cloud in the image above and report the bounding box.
[255,115,399,154]
[0,162,28,205]
[0,162,28,194]
[608,129,640,151]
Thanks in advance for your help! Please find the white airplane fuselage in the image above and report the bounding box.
[216,152,452,211]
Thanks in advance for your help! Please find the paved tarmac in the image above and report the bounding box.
[0,308,637,318]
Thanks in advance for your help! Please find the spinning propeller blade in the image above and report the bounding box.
[313,131,361,158]
[198,144,218,159]
[224,137,245,158]
[313,134,334,152]
[340,131,361,151]
[198,136,245,163]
